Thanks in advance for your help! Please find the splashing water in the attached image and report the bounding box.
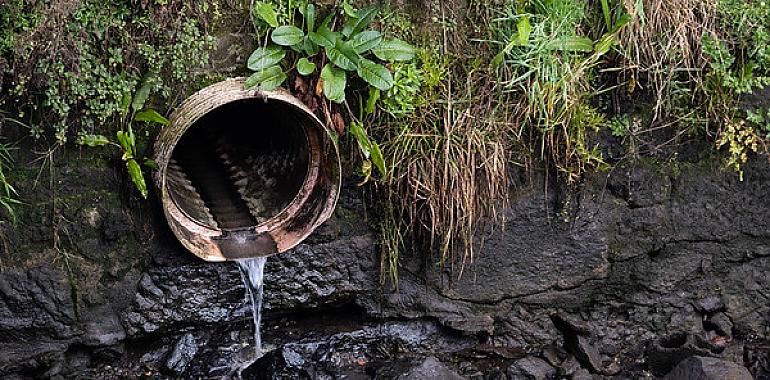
[236,257,268,357]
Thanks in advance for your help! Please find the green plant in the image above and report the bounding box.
[246,2,415,100]
[490,0,629,183]
[0,141,21,222]
[246,1,417,182]
[76,78,167,199]
[1,0,213,147]
[747,108,770,137]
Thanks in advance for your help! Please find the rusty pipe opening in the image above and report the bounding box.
[154,79,340,261]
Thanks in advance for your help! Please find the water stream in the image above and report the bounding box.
[236,257,268,357]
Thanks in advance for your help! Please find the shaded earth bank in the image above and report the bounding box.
[0,134,769,379]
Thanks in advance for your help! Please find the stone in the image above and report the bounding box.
[164,333,198,375]
[664,356,752,380]
[646,332,722,375]
[398,357,464,380]
[697,296,726,314]
[572,368,593,380]
[507,357,556,380]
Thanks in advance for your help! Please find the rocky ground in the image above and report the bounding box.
[0,125,769,379]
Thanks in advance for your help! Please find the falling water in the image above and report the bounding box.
[236,257,268,357]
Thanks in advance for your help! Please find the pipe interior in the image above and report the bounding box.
[166,98,310,230]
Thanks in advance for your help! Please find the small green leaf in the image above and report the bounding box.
[309,25,338,48]
[365,87,380,115]
[134,109,170,126]
[120,92,131,119]
[342,0,357,18]
[349,121,371,158]
[372,39,416,61]
[321,64,346,103]
[244,65,287,91]
[350,30,382,54]
[132,75,154,112]
[76,134,110,147]
[516,15,531,46]
[126,159,148,199]
[302,36,319,56]
[593,33,615,56]
[247,45,286,71]
[357,58,393,91]
[370,141,386,179]
[143,158,159,170]
[254,2,279,28]
[326,39,360,71]
[547,37,594,52]
[271,25,304,46]
[297,57,316,75]
[342,6,378,37]
[305,3,316,32]
[491,50,506,68]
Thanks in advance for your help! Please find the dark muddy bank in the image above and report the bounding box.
[0,127,768,379]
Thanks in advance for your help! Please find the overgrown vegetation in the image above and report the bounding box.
[0,0,216,202]
[1,0,769,286]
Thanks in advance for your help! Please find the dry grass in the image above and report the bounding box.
[619,0,718,120]
[374,0,513,283]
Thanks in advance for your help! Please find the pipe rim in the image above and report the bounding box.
[154,78,341,261]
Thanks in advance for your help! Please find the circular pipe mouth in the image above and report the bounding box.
[154,79,340,261]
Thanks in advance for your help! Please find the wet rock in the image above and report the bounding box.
[646,332,722,375]
[705,312,733,337]
[123,233,377,337]
[164,333,199,375]
[507,357,556,380]
[664,356,752,380]
[398,356,464,380]
[697,296,725,314]
[572,368,593,380]
[551,315,602,372]
[242,320,476,380]
[551,314,592,336]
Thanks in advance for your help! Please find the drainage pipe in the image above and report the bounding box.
[153,78,340,261]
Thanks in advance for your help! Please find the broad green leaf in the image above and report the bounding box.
[305,3,316,32]
[372,39,416,61]
[370,140,386,178]
[356,58,393,91]
[76,134,110,147]
[342,6,378,37]
[132,75,154,112]
[547,37,594,52]
[309,25,338,48]
[350,30,381,54]
[297,57,316,75]
[349,121,371,158]
[254,2,279,28]
[271,25,304,46]
[134,109,170,126]
[516,15,531,46]
[126,159,148,199]
[247,45,286,71]
[320,64,346,103]
[244,65,287,90]
[365,87,380,115]
[302,36,319,56]
[326,39,360,71]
